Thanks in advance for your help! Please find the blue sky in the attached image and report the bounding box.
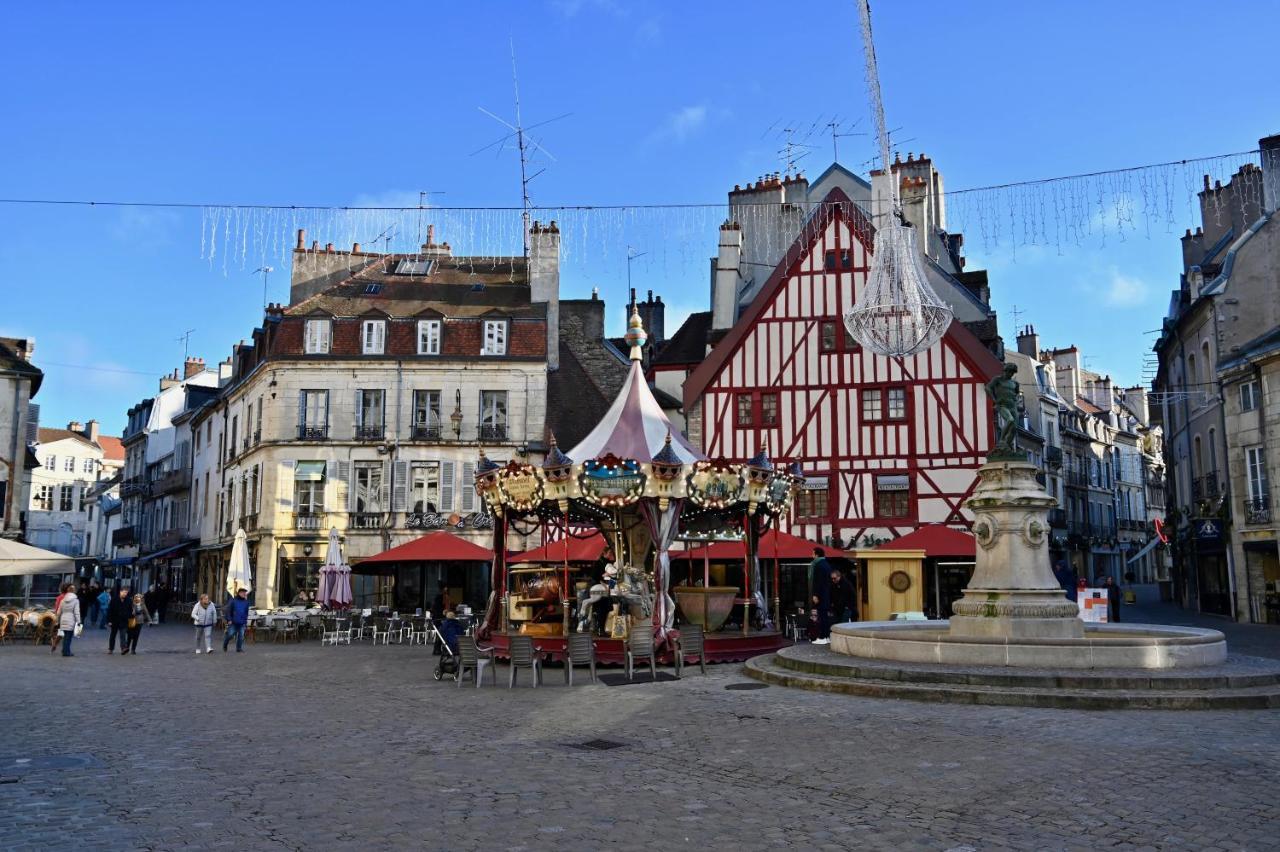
[1,0,1274,435]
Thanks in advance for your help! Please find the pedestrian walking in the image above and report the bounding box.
[49,582,72,654]
[1103,576,1122,623]
[156,582,170,624]
[143,585,158,625]
[106,587,132,654]
[55,585,81,657]
[830,567,858,624]
[123,593,150,655]
[809,547,833,645]
[191,594,218,654]
[222,588,251,653]
[96,587,111,629]
[85,581,102,627]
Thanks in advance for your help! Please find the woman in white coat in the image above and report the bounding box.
[56,587,81,658]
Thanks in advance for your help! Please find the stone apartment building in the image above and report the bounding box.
[188,224,561,609]
[1155,135,1280,624]
[0,336,43,540]
[27,420,123,559]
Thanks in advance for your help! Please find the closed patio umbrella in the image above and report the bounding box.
[318,527,351,609]
[225,529,253,598]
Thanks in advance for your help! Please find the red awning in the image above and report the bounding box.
[360,531,495,565]
[874,525,975,558]
[508,533,609,564]
[672,531,842,562]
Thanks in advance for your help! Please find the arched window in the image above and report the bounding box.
[1187,353,1197,388]
[1200,340,1211,384]
[1208,427,1217,475]
[1193,434,1203,477]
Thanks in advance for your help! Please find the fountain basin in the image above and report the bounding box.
[831,620,1227,669]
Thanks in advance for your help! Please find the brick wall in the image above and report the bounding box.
[277,316,545,358]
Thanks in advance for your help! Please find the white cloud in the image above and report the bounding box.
[646,105,708,146]
[1102,267,1149,307]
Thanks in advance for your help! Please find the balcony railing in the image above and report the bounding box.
[1192,474,1221,502]
[112,526,137,547]
[411,424,442,441]
[1245,496,1271,525]
[153,467,191,495]
[294,512,326,531]
[156,528,186,549]
[351,512,384,530]
[480,424,507,441]
[355,426,385,441]
[298,424,328,440]
[252,429,261,446]
[1047,508,1067,529]
[1045,446,1063,468]
[240,513,258,532]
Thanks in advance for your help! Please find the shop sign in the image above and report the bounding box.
[1077,588,1109,623]
[406,512,494,531]
[1194,519,1222,542]
[801,476,829,491]
[497,463,544,511]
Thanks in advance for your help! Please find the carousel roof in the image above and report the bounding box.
[567,351,704,464]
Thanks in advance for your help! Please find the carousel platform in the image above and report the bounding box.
[486,629,789,665]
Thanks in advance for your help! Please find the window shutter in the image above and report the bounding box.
[440,461,456,511]
[354,391,363,428]
[255,464,263,512]
[297,392,306,432]
[379,462,391,511]
[278,461,295,513]
[335,460,352,512]
[392,460,408,512]
[461,462,476,511]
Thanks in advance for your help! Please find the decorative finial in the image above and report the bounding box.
[623,305,648,362]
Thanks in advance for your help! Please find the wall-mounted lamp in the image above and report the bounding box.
[451,389,464,439]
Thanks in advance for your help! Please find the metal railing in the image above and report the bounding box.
[355,426,385,441]
[479,424,507,441]
[411,424,442,441]
[351,512,384,530]
[1045,446,1063,468]
[298,425,328,440]
[294,512,326,531]
[1047,508,1067,528]
[1192,474,1221,502]
[1245,495,1271,525]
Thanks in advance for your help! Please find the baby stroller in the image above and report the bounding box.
[431,616,463,682]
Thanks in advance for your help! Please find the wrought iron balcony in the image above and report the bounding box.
[1045,446,1063,468]
[112,526,137,547]
[1047,508,1068,529]
[411,424,442,441]
[351,512,384,530]
[355,426,385,441]
[479,424,507,441]
[297,425,328,440]
[1192,474,1221,502]
[153,467,190,495]
[1245,496,1271,525]
[293,512,326,531]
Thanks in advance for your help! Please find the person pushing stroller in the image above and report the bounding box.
[432,610,465,681]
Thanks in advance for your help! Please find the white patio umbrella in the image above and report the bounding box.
[0,538,76,577]
[317,528,351,609]
[225,528,253,598]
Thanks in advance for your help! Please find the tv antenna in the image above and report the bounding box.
[826,118,865,163]
[626,246,648,297]
[251,266,273,310]
[777,126,817,173]
[859,127,916,169]
[367,225,397,254]
[176,329,196,361]
[416,191,447,244]
[475,40,571,256]
[1009,304,1025,330]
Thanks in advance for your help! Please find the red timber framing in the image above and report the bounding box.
[683,188,1002,545]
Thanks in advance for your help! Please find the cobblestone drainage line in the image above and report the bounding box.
[0,754,101,774]
[568,739,627,751]
[724,682,770,691]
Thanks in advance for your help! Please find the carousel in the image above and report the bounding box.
[473,309,803,664]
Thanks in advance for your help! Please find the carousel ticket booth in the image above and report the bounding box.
[856,548,926,620]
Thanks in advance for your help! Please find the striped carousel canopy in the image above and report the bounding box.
[566,358,704,465]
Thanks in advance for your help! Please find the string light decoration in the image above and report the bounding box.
[842,0,953,358]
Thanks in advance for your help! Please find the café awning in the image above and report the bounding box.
[875,524,975,558]
[295,461,326,481]
[673,531,842,561]
[0,538,76,577]
[359,531,494,567]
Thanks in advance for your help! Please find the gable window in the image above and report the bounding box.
[82,458,95,474]
[480,390,508,441]
[412,390,442,440]
[362,319,386,355]
[820,321,838,353]
[1241,380,1258,412]
[795,477,829,519]
[482,320,508,356]
[411,462,441,513]
[299,390,329,439]
[356,390,385,440]
[44,454,55,470]
[824,250,837,271]
[761,392,779,426]
[840,249,852,269]
[736,394,754,427]
[875,474,910,518]
[304,318,332,354]
[861,389,883,421]
[887,387,906,419]
[417,319,442,355]
[63,457,75,472]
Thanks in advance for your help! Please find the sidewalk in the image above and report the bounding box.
[1123,587,1280,661]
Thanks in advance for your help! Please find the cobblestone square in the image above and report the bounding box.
[3,609,1278,851]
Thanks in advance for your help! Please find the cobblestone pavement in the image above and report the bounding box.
[3,623,1278,851]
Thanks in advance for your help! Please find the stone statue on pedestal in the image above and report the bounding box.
[985,363,1024,461]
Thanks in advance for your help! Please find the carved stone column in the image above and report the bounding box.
[949,459,1082,640]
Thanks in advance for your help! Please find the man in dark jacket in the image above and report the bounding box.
[222,588,251,653]
[829,567,857,625]
[106,587,132,654]
[809,548,832,645]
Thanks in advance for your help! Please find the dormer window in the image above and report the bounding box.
[362,319,386,355]
[482,320,507,356]
[418,319,442,355]
[304,318,331,354]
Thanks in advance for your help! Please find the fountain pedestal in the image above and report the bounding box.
[948,458,1082,640]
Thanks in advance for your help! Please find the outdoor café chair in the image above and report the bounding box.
[563,631,597,686]
[409,617,429,646]
[321,617,350,646]
[371,617,392,645]
[303,614,324,639]
[272,616,299,643]
[625,627,657,681]
[507,635,544,688]
[673,623,708,677]
[457,636,496,688]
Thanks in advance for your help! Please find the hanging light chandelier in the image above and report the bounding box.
[843,0,953,358]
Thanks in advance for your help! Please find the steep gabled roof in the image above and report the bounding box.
[651,311,711,367]
[683,187,1000,410]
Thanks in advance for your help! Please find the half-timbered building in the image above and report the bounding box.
[681,187,1002,548]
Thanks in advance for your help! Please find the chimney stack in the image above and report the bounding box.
[84,419,100,442]
[712,220,743,331]
[184,357,206,379]
[1016,324,1039,357]
[296,228,306,250]
[67,420,83,433]
[528,220,561,370]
